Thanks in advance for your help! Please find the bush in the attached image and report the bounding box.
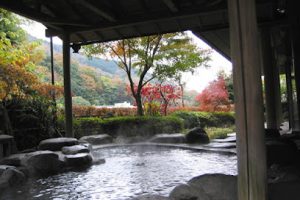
[59,116,184,138]
[205,127,235,139]
[170,111,201,129]
[171,111,235,128]
[72,106,137,118]
[5,97,60,150]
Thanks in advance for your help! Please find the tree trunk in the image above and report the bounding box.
[0,103,13,135]
[180,84,185,107]
[163,103,168,116]
[135,93,144,116]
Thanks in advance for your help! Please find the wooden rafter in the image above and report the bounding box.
[77,0,116,22]
[162,0,179,12]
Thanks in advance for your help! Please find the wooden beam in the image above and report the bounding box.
[153,23,162,34]
[94,31,104,40]
[228,0,267,199]
[62,33,73,137]
[78,0,116,22]
[65,0,90,22]
[175,19,184,31]
[76,33,87,42]
[162,0,179,12]
[132,26,142,37]
[113,29,123,38]
[65,7,228,33]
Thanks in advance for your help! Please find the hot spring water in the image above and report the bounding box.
[1,145,237,200]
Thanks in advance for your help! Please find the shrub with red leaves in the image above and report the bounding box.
[127,83,182,115]
[195,76,231,112]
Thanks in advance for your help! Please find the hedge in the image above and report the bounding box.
[58,116,184,138]
[171,111,235,129]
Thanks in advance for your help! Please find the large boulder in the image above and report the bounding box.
[170,174,237,200]
[0,154,23,166]
[0,165,14,175]
[170,184,210,200]
[62,145,90,155]
[38,137,79,151]
[149,134,186,144]
[25,151,64,175]
[185,127,210,144]
[80,134,113,145]
[0,165,26,189]
[64,153,93,167]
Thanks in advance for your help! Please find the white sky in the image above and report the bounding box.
[21,22,232,93]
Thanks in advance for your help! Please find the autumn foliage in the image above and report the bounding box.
[72,106,137,117]
[195,76,231,112]
[127,83,181,115]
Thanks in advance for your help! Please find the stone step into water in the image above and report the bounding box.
[149,134,186,144]
[80,134,113,145]
[204,143,236,149]
[212,136,236,143]
[227,133,236,137]
[38,138,79,151]
[62,145,90,155]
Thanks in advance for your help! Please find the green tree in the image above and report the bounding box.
[218,70,234,103]
[84,32,209,115]
[0,9,41,135]
[0,8,25,44]
[72,96,91,106]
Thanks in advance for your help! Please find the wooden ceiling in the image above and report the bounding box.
[0,0,287,58]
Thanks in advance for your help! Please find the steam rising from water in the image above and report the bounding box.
[1,146,237,200]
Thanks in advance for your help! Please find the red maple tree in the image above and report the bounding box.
[195,76,230,112]
[127,83,181,115]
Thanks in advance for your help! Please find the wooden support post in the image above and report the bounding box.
[261,29,282,129]
[228,0,267,200]
[62,33,73,137]
[288,0,300,131]
[285,63,294,130]
[50,37,58,127]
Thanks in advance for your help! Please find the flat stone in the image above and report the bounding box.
[212,136,236,143]
[149,134,186,144]
[80,134,113,145]
[227,133,236,137]
[38,137,79,151]
[0,135,13,142]
[64,153,93,167]
[204,143,236,149]
[62,145,90,155]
